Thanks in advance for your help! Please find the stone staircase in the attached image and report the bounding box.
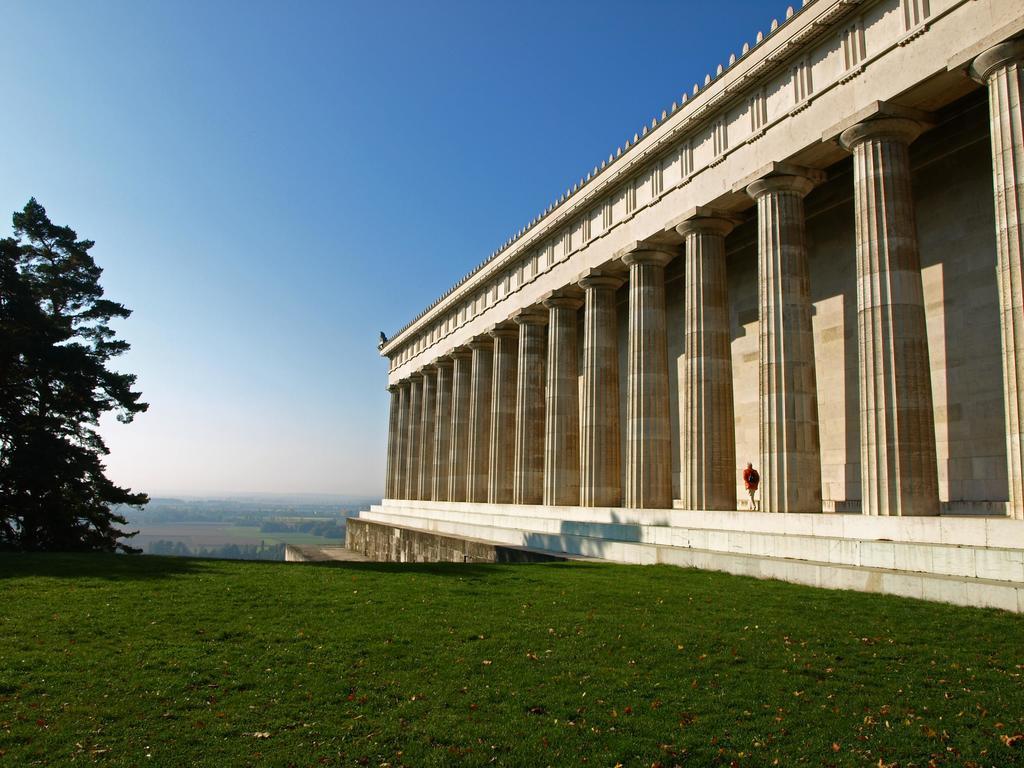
[349,499,1024,612]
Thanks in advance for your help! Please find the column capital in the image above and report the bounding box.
[421,363,437,374]
[433,356,454,369]
[468,335,493,351]
[619,243,676,268]
[737,160,823,201]
[408,370,424,380]
[447,347,472,360]
[578,267,625,291]
[488,323,519,339]
[969,37,1024,83]
[512,307,548,326]
[839,117,928,151]
[671,206,743,238]
[387,384,400,393]
[542,288,584,311]
[744,165,825,200]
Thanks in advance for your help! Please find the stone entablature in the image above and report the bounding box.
[380,0,1024,520]
[383,0,1011,378]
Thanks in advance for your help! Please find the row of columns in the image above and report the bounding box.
[383,39,1024,518]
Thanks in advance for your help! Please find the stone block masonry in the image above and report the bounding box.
[346,517,565,564]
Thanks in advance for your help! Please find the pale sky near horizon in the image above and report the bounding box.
[3,0,789,498]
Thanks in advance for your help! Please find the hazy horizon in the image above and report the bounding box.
[140,491,380,503]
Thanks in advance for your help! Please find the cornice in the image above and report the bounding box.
[381,0,869,357]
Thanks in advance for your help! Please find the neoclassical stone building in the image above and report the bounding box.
[352,0,1024,609]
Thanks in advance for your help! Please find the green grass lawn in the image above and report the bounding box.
[0,554,1021,767]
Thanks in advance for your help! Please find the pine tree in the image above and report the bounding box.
[0,199,148,552]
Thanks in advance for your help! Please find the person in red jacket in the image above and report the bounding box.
[743,462,760,511]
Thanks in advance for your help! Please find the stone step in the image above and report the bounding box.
[355,510,1023,613]
[377,498,1024,549]
[367,504,1024,583]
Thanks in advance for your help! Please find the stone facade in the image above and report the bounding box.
[381,0,1024,527]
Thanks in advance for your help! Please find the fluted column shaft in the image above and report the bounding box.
[395,384,409,499]
[488,326,519,503]
[467,339,494,503]
[448,351,472,502]
[579,273,624,507]
[404,374,423,500]
[418,368,436,500]
[432,360,453,501]
[841,119,938,516]
[514,311,548,504]
[676,216,739,510]
[622,249,674,509]
[544,294,583,506]
[385,385,401,498]
[746,173,822,513]
[972,39,1024,520]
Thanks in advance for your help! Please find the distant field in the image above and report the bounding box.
[128,523,340,549]
[1,554,1022,767]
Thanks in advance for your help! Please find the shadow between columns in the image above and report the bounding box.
[911,90,1006,507]
[804,154,861,510]
[725,213,758,505]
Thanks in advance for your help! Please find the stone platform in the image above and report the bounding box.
[346,517,566,564]
[349,500,1024,612]
[283,544,369,563]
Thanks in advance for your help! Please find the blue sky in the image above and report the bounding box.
[2,0,789,497]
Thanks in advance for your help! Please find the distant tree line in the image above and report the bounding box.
[146,540,286,561]
[259,519,345,538]
[119,499,355,526]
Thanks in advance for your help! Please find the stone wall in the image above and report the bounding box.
[346,517,564,564]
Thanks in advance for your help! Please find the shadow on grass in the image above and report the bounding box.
[0,552,214,581]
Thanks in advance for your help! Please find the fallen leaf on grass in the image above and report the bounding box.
[250,732,270,739]
[1001,733,1024,748]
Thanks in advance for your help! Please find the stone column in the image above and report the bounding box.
[971,39,1024,520]
[488,323,519,503]
[385,384,401,499]
[622,247,675,509]
[432,359,453,501]
[404,373,423,501]
[418,367,436,501]
[467,337,494,503]
[513,309,548,504]
[394,383,409,499]
[840,118,939,516]
[579,270,624,507]
[746,170,823,513]
[675,212,740,511]
[448,350,472,502]
[543,291,584,506]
